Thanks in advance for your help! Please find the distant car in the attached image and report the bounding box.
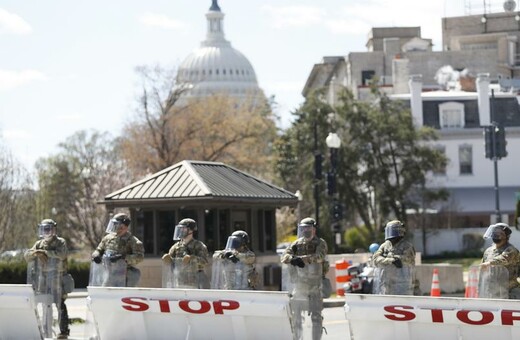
[276,242,291,256]
[0,249,27,261]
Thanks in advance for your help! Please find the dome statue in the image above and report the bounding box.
[177,1,263,101]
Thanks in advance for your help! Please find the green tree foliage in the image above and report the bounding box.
[35,130,132,249]
[274,87,448,249]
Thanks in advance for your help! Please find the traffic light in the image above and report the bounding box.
[332,222,341,233]
[331,201,343,221]
[326,171,336,196]
[483,124,508,159]
[495,125,507,159]
[483,125,494,159]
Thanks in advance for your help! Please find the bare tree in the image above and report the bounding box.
[35,130,132,249]
[0,143,36,251]
[119,65,277,178]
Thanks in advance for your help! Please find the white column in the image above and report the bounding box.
[477,73,490,126]
[408,75,423,127]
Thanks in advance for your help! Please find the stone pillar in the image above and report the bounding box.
[408,75,423,127]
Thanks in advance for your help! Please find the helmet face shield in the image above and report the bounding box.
[38,223,56,239]
[105,219,124,234]
[225,236,243,251]
[483,225,507,242]
[384,220,405,240]
[297,224,314,239]
[173,225,189,241]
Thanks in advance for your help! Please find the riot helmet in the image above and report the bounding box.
[173,218,197,240]
[369,243,380,254]
[384,220,405,240]
[483,223,512,243]
[225,230,249,250]
[297,217,317,239]
[105,213,131,234]
[38,219,57,239]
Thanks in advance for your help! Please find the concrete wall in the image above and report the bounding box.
[412,227,520,256]
[137,251,464,296]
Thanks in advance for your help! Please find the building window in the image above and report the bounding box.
[361,70,375,86]
[432,145,446,175]
[439,102,464,128]
[459,144,472,175]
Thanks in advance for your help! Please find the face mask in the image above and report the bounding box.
[302,229,312,238]
[492,237,503,244]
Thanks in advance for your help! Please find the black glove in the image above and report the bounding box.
[393,258,403,268]
[290,257,305,268]
[92,256,102,264]
[228,255,239,263]
[224,251,234,259]
[109,254,124,263]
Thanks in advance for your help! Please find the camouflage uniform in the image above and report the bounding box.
[25,235,70,337]
[482,242,520,298]
[281,236,328,340]
[167,238,209,271]
[373,238,416,267]
[281,236,328,268]
[213,247,258,289]
[373,238,416,295]
[92,231,144,286]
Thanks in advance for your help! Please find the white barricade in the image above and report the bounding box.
[88,286,293,339]
[345,294,520,340]
[0,284,43,340]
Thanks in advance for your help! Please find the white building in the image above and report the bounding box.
[176,0,264,101]
[302,3,520,228]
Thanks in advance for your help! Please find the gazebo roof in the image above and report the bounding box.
[102,160,297,207]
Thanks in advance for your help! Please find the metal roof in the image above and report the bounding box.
[103,160,297,205]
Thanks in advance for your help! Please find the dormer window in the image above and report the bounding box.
[439,102,464,128]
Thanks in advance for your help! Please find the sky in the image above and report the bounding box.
[0,0,480,172]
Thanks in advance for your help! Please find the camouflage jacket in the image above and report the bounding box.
[168,238,209,271]
[213,247,256,266]
[94,232,144,266]
[25,235,68,271]
[482,242,520,290]
[373,238,416,267]
[213,248,257,288]
[281,236,328,273]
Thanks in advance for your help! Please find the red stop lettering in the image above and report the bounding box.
[501,310,520,325]
[122,297,149,312]
[179,300,211,314]
[384,305,415,321]
[213,300,240,314]
[457,310,493,325]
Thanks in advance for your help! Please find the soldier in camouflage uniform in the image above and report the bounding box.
[162,218,209,288]
[91,213,144,287]
[281,217,328,340]
[212,230,258,289]
[25,219,70,339]
[373,220,416,295]
[481,223,520,299]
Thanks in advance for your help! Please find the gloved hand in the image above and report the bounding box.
[109,254,124,263]
[381,257,395,266]
[182,255,191,264]
[35,250,48,263]
[290,256,305,268]
[393,258,403,268]
[162,254,173,264]
[92,256,102,264]
[228,255,239,263]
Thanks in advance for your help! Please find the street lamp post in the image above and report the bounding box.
[326,132,341,253]
[313,120,322,228]
[295,190,303,222]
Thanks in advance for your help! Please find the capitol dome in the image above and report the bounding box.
[177,1,263,100]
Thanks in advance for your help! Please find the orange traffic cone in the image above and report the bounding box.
[465,266,479,298]
[430,268,441,297]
